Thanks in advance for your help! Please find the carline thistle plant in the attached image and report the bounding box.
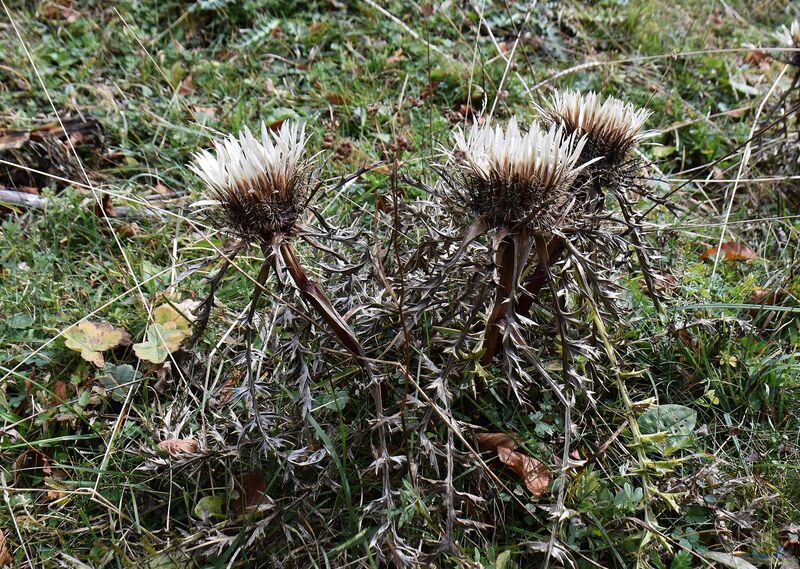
[516,90,659,320]
[189,120,374,399]
[189,121,400,553]
[443,117,596,366]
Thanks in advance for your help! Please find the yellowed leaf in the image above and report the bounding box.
[153,304,192,331]
[157,438,198,455]
[63,321,130,367]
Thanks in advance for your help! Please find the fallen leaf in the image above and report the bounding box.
[386,48,404,65]
[52,380,68,403]
[744,50,768,65]
[63,321,130,367]
[41,2,81,23]
[157,438,198,455]
[700,241,757,262]
[750,287,784,305]
[178,74,194,96]
[477,432,552,497]
[0,529,11,566]
[193,105,216,117]
[232,471,271,515]
[133,303,195,364]
[153,182,171,196]
[133,322,186,363]
[94,193,116,218]
[327,92,345,105]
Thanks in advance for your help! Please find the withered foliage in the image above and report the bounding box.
[146,95,675,566]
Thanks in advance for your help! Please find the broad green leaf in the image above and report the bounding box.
[98,364,142,403]
[63,321,130,367]
[133,322,186,364]
[8,314,34,329]
[638,404,697,455]
[193,495,225,520]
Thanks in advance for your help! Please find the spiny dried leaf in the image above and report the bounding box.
[700,241,757,262]
[157,438,198,455]
[63,321,130,367]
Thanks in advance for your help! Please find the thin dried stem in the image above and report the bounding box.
[480,235,516,366]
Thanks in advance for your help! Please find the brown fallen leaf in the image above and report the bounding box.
[52,380,68,403]
[700,241,757,262]
[0,529,11,566]
[476,432,552,497]
[157,438,198,455]
[327,92,345,106]
[386,48,404,65]
[94,193,115,218]
[178,74,194,96]
[232,471,270,515]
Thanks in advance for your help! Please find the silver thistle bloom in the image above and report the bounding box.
[539,90,654,170]
[190,120,312,240]
[775,20,800,49]
[447,117,592,228]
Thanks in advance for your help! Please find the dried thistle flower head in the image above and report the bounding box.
[447,117,591,228]
[540,90,654,171]
[775,20,800,48]
[190,120,312,241]
[775,20,800,66]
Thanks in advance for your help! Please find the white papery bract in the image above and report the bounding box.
[451,117,587,188]
[190,120,312,239]
[446,117,592,227]
[775,20,800,48]
[540,90,654,167]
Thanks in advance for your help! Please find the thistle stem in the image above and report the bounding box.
[245,254,273,437]
[516,237,565,319]
[188,247,243,348]
[480,236,516,366]
[279,241,371,370]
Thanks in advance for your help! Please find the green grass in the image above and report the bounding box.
[1,0,799,567]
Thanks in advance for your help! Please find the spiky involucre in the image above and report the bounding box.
[448,117,590,228]
[540,90,653,170]
[775,20,800,48]
[190,120,312,241]
[775,20,800,67]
